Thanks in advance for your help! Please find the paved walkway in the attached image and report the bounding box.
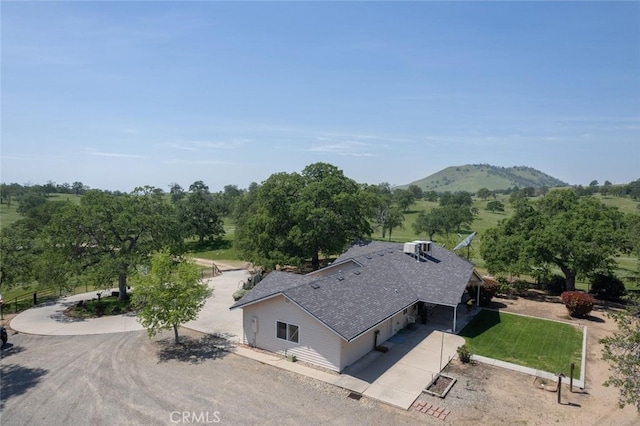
[336,325,464,410]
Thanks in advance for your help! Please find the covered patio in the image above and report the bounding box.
[334,306,480,410]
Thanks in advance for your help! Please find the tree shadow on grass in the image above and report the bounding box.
[458,309,502,338]
[155,333,236,364]
[0,363,48,410]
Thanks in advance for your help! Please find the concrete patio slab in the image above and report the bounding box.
[336,324,465,410]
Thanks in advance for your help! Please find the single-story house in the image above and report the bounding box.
[230,240,483,372]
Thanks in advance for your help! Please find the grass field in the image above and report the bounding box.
[459,309,583,377]
[0,202,21,229]
[0,193,80,230]
[185,222,240,261]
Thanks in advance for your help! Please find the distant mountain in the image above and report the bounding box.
[404,164,569,193]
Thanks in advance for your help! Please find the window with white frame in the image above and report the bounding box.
[276,321,299,343]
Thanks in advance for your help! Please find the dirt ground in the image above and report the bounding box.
[1,291,638,425]
[414,292,639,425]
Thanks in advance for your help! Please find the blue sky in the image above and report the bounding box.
[2,2,639,192]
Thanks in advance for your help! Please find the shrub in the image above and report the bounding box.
[495,276,512,296]
[469,278,498,305]
[561,291,595,318]
[512,280,530,295]
[589,273,626,301]
[457,345,472,363]
[544,275,567,296]
[232,289,248,301]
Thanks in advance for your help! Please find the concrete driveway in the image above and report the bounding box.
[184,269,249,342]
[9,269,250,339]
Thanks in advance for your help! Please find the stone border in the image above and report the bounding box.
[423,373,457,398]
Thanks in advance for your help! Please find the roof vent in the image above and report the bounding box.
[337,276,345,281]
[378,252,384,256]
[310,283,320,289]
[353,270,361,275]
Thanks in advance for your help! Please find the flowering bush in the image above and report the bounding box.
[468,278,498,306]
[561,291,595,318]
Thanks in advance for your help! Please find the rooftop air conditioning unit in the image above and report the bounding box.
[413,240,432,254]
[403,242,419,255]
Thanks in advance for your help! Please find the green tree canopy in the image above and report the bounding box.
[412,209,445,241]
[179,181,225,243]
[0,200,71,289]
[235,163,372,270]
[393,188,415,212]
[477,187,492,200]
[480,189,626,291]
[486,200,505,213]
[46,188,182,300]
[132,249,212,344]
[600,294,640,411]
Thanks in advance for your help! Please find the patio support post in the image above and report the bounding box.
[476,282,480,307]
[453,306,457,333]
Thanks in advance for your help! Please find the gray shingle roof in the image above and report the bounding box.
[231,241,478,341]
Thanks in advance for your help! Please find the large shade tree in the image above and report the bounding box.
[0,200,69,289]
[179,181,224,243]
[46,187,182,300]
[235,163,372,270]
[480,189,625,291]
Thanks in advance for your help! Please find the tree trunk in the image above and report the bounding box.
[173,323,180,344]
[560,265,576,292]
[118,273,129,301]
[311,251,320,271]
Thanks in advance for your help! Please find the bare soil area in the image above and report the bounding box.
[415,292,639,425]
[2,291,638,425]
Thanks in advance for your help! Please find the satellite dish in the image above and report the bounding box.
[454,232,476,259]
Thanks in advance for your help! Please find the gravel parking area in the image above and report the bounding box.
[1,329,432,425]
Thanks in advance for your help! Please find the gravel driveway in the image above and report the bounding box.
[1,329,430,425]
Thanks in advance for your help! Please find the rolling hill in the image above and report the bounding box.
[404,164,569,193]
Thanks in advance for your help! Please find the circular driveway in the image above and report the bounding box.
[10,270,250,341]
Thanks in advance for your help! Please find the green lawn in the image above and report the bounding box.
[459,310,583,377]
[184,223,240,261]
[0,202,21,229]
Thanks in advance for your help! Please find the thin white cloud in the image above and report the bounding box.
[308,141,375,157]
[167,139,250,151]
[163,159,242,166]
[89,151,144,159]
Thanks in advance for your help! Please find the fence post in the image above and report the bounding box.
[570,363,574,392]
